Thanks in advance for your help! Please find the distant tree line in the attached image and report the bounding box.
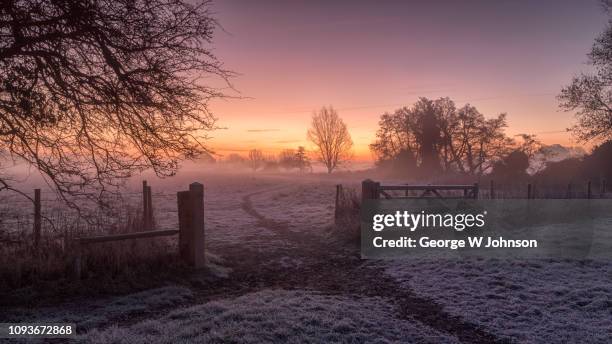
[222,146,311,172]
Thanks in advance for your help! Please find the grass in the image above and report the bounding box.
[332,186,361,241]
[0,200,187,306]
[80,289,459,343]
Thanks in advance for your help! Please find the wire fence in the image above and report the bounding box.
[0,188,181,247]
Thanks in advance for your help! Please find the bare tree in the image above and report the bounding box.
[0,0,231,205]
[225,153,246,165]
[295,146,311,172]
[307,106,353,173]
[278,149,297,170]
[370,97,513,176]
[247,149,264,171]
[559,2,612,142]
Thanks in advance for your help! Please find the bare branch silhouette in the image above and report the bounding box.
[0,0,232,207]
[307,106,353,174]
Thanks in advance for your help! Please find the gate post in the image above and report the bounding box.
[334,184,343,222]
[177,182,205,268]
[143,181,151,230]
[587,180,592,199]
[361,179,380,203]
[33,189,41,252]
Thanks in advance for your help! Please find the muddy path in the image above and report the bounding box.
[2,182,507,343]
[218,185,509,344]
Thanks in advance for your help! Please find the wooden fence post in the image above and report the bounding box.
[473,183,479,199]
[361,179,380,203]
[146,185,153,229]
[143,181,150,230]
[177,190,190,264]
[490,180,495,199]
[587,180,592,199]
[527,183,532,200]
[34,189,41,251]
[177,182,205,268]
[334,184,342,222]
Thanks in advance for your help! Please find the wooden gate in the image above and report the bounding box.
[362,179,479,202]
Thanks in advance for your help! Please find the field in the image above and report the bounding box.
[1,171,611,343]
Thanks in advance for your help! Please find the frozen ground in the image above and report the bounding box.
[82,289,459,344]
[1,172,610,343]
[385,258,612,343]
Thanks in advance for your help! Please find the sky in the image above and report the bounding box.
[205,0,609,161]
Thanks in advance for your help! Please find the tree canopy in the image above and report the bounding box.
[0,0,230,203]
[559,1,612,142]
[370,97,513,176]
[307,106,353,174]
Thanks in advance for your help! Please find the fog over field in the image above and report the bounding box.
[0,170,609,343]
[2,0,612,342]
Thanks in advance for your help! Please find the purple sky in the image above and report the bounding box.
[207,0,608,159]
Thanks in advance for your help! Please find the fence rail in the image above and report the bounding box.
[362,180,479,201]
[70,181,205,279]
[77,229,179,244]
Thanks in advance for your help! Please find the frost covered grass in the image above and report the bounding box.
[81,289,460,344]
[385,258,612,343]
[4,286,194,332]
[0,198,194,310]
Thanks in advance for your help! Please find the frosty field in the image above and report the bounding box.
[1,171,610,343]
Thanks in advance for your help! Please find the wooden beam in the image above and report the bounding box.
[379,184,476,191]
[78,229,179,244]
[189,182,206,269]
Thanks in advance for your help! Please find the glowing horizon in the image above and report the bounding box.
[204,0,607,161]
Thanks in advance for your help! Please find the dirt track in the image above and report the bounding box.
[1,180,509,343]
[204,184,509,344]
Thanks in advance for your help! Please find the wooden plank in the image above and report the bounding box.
[78,229,179,244]
[396,196,471,200]
[379,190,392,199]
[379,185,476,191]
[189,183,205,269]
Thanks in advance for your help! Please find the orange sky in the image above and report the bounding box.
[204,0,607,161]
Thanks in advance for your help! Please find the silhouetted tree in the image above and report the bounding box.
[371,97,511,176]
[534,158,584,184]
[247,149,264,171]
[416,99,441,173]
[295,146,311,172]
[0,0,231,204]
[225,153,246,165]
[391,148,418,177]
[307,107,353,173]
[584,140,612,182]
[262,154,280,172]
[278,149,297,170]
[491,150,530,180]
[559,3,612,142]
